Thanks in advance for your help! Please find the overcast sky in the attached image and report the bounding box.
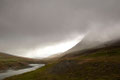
[0,0,120,58]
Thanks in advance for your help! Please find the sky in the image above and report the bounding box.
[0,0,120,58]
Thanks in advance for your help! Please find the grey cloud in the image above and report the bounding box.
[0,0,120,57]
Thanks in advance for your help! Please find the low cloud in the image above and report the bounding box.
[0,0,120,57]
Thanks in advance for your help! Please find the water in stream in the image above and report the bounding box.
[0,64,45,80]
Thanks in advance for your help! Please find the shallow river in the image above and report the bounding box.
[0,64,45,80]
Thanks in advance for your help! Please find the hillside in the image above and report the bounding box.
[62,39,120,58]
[64,33,109,54]
[5,40,120,80]
[0,52,42,72]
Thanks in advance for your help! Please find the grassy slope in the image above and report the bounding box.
[0,52,42,72]
[5,45,120,80]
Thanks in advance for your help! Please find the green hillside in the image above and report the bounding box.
[4,41,120,80]
[0,52,42,72]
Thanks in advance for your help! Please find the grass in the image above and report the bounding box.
[4,46,120,80]
[0,53,42,71]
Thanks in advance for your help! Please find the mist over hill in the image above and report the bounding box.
[66,28,120,54]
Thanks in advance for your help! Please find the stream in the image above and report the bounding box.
[0,64,45,80]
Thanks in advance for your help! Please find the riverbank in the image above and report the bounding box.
[0,64,45,80]
[0,52,44,73]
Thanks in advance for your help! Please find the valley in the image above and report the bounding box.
[4,40,120,80]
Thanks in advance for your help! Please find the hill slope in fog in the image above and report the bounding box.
[62,39,120,58]
[65,32,120,54]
